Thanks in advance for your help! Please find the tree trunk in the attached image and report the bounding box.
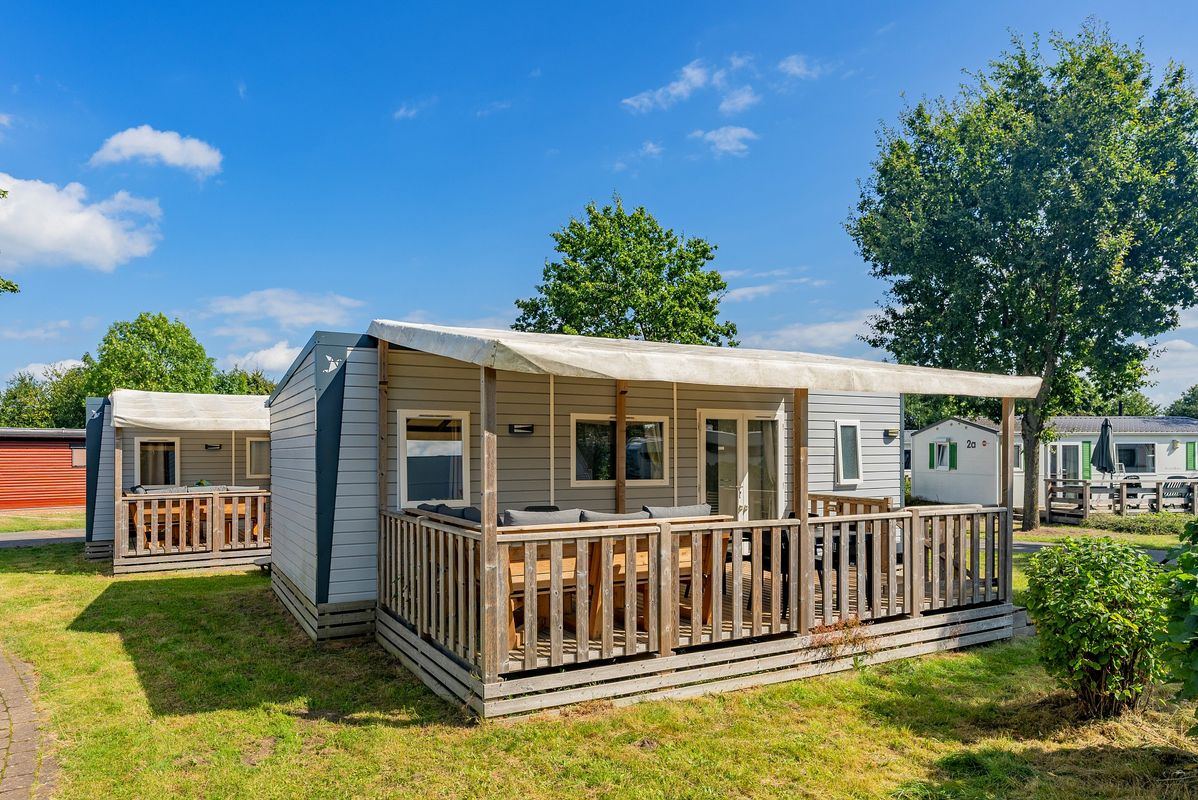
[1021,405,1046,531]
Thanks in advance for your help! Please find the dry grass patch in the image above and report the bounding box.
[1,544,1196,799]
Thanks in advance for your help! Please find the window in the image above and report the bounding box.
[70,444,86,468]
[571,414,668,486]
[135,438,180,485]
[399,411,469,507]
[835,420,862,484]
[1013,442,1024,472]
[1117,443,1155,474]
[246,437,270,479]
[934,440,951,470]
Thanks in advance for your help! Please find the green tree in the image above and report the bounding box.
[82,312,216,397]
[0,188,16,295]
[213,365,276,395]
[847,24,1198,529]
[514,195,738,345]
[0,372,51,427]
[1167,385,1198,418]
[43,364,89,428]
[1090,389,1161,417]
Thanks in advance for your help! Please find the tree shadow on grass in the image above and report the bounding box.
[68,571,471,728]
[890,744,1198,800]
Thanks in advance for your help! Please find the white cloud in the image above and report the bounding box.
[719,85,761,114]
[218,341,302,374]
[1178,307,1198,329]
[212,324,274,347]
[8,358,85,381]
[207,288,365,329]
[476,100,511,118]
[0,172,161,271]
[0,113,11,128]
[394,97,436,120]
[725,285,778,302]
[1148,337,1198,406]
[777,54,825,80]
[89,124,223,177]
[622,59,709,113]
[724,273,831,302]
[640,140,663,157]
[689,126,758,157]
[0,320,70,341]
[236,80,247,100]
[743,310,874,352]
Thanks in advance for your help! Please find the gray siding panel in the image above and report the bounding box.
[270,351,317,602]
[118,429,272,490]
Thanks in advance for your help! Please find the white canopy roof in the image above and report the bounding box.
[368,320,1042,398]
[110,389,270,431]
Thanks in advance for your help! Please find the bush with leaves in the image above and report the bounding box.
[1088,512,1190,538]
[1163,520,1198,733]
[1024,538,1166,716]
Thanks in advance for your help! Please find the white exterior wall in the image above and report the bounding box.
[910,420,1001,505]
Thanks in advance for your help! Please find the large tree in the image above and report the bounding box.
[513,195,738,345]
[848,24,1198,528]
[213,365,276,395]
[0,188,16,295]
[0,364,90,429]
[82,312,216,397]
[1167,385,1198,418]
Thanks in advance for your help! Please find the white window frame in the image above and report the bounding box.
[1116,441,1156,474]
[1013,442,1024,472]
[934,439,952,472]
[696,408,786,520]
[834,419,864,485]
[133,437,182,486]
[397,409,471,509]
[245,436,270,479]
[569,413,670,488]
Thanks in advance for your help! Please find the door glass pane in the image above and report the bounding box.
[139,441,176,485]
[705,419,738,516]
[406,416,464,502]
[1062,445,1081,480]
[747,419,779,519]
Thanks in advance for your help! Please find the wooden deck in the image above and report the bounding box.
[375,504,1012,716]
[1044,478,1198,524]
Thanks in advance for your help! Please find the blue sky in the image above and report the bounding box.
[2,1,1197,403]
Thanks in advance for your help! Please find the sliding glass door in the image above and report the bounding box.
[702,411,782,520]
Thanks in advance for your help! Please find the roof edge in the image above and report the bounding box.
[266,331,375,406]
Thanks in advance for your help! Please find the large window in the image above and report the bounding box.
[835,420,862,484]
[136,438,180,485]
[399,411,469,507]
[571,414,668,486]
[1117,443,1156,474]
[246,437,270,479]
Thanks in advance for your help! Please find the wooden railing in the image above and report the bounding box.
[808,493,891,517]
[1044,478,1198,522]
[378,504,1011,678]
[118,490,270,558]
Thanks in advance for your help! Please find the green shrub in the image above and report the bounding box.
[1163,519,1198,733]
[1088,512,1189,538]
[1025,538,1166,716]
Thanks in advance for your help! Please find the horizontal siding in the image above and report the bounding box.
[327,345,380,604]
[118,429,271,491]
[0,439,86,509]
[270,351,317,602]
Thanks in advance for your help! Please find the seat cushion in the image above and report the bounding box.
[643,503,713,519]
[580,509,651,522]
[415,503,440,513]
[502,508,583,527]
[460,506,482,523]
[435,504,467,519]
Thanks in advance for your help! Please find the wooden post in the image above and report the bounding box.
[656,521,675,656]
[999,398,1015,599]
[908,506,923,617]
[1081,481,1091,521]
[614,379,628,513]
[1157,480,1165,514]
[113,427,123,558]
[1044,479,1053,525]
[1119,480,1128,516]
[377,340,390,512]
[480,366,502,683]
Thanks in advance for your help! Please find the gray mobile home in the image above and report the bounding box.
[267,322,1038,716]
[85,388,272,573]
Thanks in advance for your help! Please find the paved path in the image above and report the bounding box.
[1015,539,1170,562]
[0,646,56,799]
[0,529,84,549]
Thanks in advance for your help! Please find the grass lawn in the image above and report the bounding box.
[0,506,86,534]
[1015,525,1180,552]
[2,545,1197,799]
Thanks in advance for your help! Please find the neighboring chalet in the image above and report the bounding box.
[84,389,272,572]
[264,322,1038,717]
[0,427,86,510]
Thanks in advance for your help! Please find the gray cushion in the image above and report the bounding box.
[643,503,713,519]
[435,504,466,519]
[502,508,583,527]
[460,506,482,523]
[580,509,651,522]
[416,503,440,513]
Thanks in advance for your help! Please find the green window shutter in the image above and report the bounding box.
[929,442,935,469]
[948,442,958,470]
[1082,441,1092,480]
[1187,441,1196,471]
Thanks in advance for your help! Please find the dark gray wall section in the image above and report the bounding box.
[84,397,107,541]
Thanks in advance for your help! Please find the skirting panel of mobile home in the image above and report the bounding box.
[375,602,1016,718]
[272,565,375,641]
[112,548,270,575]
[85,541,113,561]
